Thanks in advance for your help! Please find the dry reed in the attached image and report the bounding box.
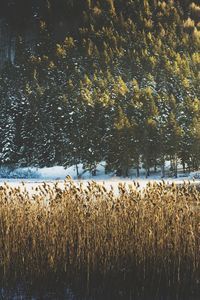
[0,179,200,299]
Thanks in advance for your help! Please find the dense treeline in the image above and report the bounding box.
[0,0,200,177]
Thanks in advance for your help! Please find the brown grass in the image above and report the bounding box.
[0,179,200,299]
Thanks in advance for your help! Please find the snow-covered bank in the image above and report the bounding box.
[0,162,199,181]
[0,163,111,180]
[0,164,200,195]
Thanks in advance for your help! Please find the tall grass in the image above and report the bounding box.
[0,180,200,299]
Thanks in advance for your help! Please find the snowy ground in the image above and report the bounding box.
[0,163,200,195]
[0,162,199,180]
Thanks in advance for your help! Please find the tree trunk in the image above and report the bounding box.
[174,154,178,178]
[188,159,191,173]
[92,167,96,176]
[170,157,173,173]
[136,165,140,178]
[116,168,122,177]
[161,158,165,178]
[75,164,79,178]
[154,162,157,173]
[145,165,150,178]
[182,160,185,173]
[192,158,195,172]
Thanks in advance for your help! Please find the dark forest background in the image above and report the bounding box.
[0,0,200,177]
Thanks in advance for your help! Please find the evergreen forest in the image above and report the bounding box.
[0,0,200,177]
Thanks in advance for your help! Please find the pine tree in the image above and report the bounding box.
[0,115,16,166]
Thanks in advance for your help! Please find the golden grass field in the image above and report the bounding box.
[0,179,200,299]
